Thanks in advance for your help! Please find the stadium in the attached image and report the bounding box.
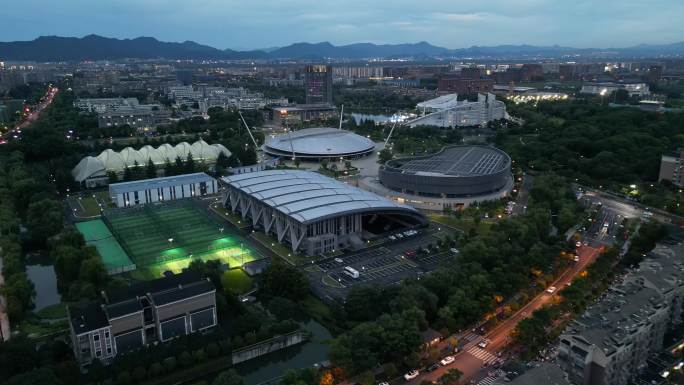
[76,200,262,276]
[361,145,513,211]
[262,127,376,160]
[221,170,427,256]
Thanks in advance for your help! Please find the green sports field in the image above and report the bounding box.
[103,201,262,275]
[75,219,136,274]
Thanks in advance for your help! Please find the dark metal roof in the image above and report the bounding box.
[69,301,109,335]
[387,145,510,177]
[151,280,215,306]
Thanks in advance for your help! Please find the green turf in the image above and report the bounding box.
[221,269,253,294]
[76,219,136,274]
[103,201,263,273]
[79,196,102,216]
[75,219,113,241]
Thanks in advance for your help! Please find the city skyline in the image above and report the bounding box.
[2,0,683,50]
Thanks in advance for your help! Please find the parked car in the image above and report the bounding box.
[573,255,580,262]
[396,233,404,239]
[546,286,557,294]
[389,235,396,241]
[404,370,420,381]
[440,356,455,366]
[426,363,440,372]
[334,258,343,263]
[450,248,459,254]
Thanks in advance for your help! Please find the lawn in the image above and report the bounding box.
[209,202,249,229]
[36,303,67,319]
[221,269,253,294]
[78,195,102,216]
[429,214,494,235]
[250,232,300,265]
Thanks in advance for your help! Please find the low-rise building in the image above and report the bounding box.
[557,240,684,385]
[265,104,337,127]
[68,271,217,366]
[580,82,650,97]
[109,173,218,207]
[97,104,170,133]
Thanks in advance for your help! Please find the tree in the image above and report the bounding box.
[107,171,119,184]
[26,199,64,245]
[294,158,301,168]
[185,153,196,173]
[145,158,157,179]
[439,369,463,385]
[164,158,174,176]
[123,166,133,181]
[212,369,245,385]
[259,262,309,300]
[1,273,36,321]
[378,148,393,164]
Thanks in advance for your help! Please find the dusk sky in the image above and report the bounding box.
[2,0,683,50]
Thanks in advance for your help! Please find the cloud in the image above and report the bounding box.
[0,0,682,49]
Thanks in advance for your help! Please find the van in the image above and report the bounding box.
[343,266,360,279]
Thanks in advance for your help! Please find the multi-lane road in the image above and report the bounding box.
[0,85,58,143]
[404,243,600,385]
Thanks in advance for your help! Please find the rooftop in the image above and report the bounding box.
[263,127,375,157]
[222,170,424,224]
[386,145,510,177]
[108,172,214,195]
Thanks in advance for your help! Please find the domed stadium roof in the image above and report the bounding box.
[263,127,375,159]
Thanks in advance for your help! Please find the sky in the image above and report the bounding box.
[2,0,683,50]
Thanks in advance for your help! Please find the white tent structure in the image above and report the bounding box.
[72,140,231,188]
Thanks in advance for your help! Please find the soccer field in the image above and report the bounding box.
[103,201,262,273]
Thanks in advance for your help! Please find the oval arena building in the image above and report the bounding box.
[366,145,513,211]
[262,127,376,161]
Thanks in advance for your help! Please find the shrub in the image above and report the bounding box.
[162,356,177,373]
[132,366,147,383]
[116,370,131,385]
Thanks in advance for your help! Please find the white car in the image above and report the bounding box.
[404,370,419,381]
[396,233,404,239]
[478,340,489,348]
[546,286,557,294]
[440,356,455,365]
[389,235,397,241]
[450,248,459,254]
[573,255,580,262]
[334,258,343,263]
[575,241,582,248]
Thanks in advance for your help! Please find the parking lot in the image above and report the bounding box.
[306,222,460,302]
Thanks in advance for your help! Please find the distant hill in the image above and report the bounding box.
[0,35,683,61]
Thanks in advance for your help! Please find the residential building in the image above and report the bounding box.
[68,271,217,366]
[659,149,684,187]
[74,97,141,114]
[305,65,333,105]
[108,173,218,207]
[97,104,170,132]
[557,240,684,385]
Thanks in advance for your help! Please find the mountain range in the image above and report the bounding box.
[1,35,683,61]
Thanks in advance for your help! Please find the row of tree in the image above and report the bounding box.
[327,174,581,376]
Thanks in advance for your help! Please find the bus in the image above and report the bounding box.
[343,266,360,279]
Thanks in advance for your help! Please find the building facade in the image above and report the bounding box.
[68,272,217,366]
[305,65,333,105]
[658,150,684,187]
[221,170,426,255]
[438,76,494,94]
[407,93,506,128]
[109,173,218,207]
[557,240,684,385]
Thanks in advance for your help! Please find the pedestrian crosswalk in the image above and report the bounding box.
[466,346,498,364]
[461,331,479,342]
[476,377,497,385]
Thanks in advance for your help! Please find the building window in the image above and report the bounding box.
[93,334,99,342]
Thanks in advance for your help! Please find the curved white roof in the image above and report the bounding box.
[73,140,231,182]
[222,170,424,224]
[416,93,461,111]
[263,127,375,158]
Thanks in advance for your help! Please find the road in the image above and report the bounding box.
[511,173,533,216]
[0,85,58,143]
[406,244,601,385]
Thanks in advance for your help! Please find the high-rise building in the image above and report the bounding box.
[305,65,333,105]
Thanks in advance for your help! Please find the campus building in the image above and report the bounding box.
[557,239,684,385]
[580,82,650,97]
[406,93,507,128]
[265,104,337,127]
[72,139,231,188]
[68,272,217,366]
[221,170,427,255]
[362,145,513,211]
[658,149,684,187]
[108,173,218,208]
[262,127,376,161]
